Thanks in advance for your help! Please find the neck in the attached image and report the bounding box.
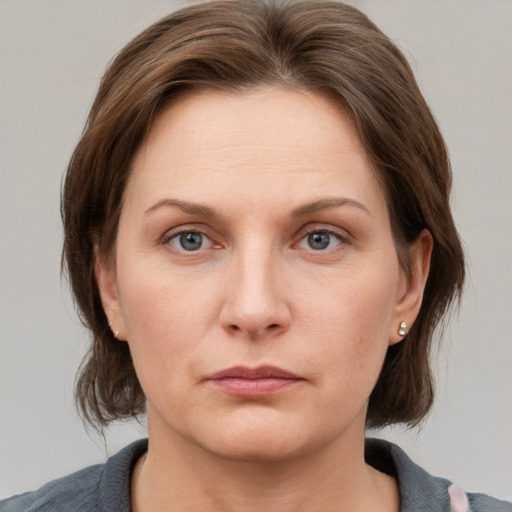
[131,417,398,512]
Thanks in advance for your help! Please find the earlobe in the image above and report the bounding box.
[95,249,126,341]
[389,229,433,346]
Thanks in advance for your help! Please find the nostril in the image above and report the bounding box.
[226,323,284,336]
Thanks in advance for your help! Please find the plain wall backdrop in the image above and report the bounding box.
[1,0,511,501]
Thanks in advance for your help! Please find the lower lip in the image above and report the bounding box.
[208,377,302,397]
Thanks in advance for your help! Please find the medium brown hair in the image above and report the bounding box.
[62,0,465,429]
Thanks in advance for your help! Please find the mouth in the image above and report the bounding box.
[205,365,305,398]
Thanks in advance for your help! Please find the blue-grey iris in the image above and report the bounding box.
[180,232,203,251]
[307,232,330,250]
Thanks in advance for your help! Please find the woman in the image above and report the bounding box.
[1,1,510,511]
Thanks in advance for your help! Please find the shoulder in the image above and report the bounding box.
[0,464,103,512]
[365,438,512,512]
[466,491,512,512]
[0,439,148,512]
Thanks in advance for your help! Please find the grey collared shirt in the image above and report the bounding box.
[1,438,510,511]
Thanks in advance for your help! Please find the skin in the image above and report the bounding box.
[96,87,432,511]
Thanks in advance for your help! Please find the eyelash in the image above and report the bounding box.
[162,227,217,253]
[295,226,348,253]
[161,225,349,254]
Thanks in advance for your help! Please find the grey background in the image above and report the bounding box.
[1,0,511,500]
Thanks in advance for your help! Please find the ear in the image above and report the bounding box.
[95,249,126,341]
[389,229,433,346]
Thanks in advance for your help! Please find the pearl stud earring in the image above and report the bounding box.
[398,321,408,337]
[108,320,120,338]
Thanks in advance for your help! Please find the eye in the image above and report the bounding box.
[166,231,212,252]
[297,230,343,251]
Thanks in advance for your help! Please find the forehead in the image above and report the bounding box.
[128,87,387,216]
[136,87,366,165]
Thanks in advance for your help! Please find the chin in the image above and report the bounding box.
[197,416,335,464]
[206,433,310,463]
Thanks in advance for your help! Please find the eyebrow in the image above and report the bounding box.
[145,198,216,217]
[144,196,371,218]
[291,197,371,218]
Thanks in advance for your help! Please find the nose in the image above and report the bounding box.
[219,246,291,340]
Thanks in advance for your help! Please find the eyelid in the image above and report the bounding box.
[295,223,351,243]
[160,224,221,253]
[292,223,351,253]
[159,222,350,254]
[161,225,209,243]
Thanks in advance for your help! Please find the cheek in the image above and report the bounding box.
[297,263,399,340]
[295,264,399,387]
[116,273,221,416]
[115,256,222,376]
[119,249,213,325]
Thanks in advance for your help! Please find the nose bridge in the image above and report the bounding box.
[221,236,289,338]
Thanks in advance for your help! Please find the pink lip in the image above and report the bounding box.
[206,365,304,397]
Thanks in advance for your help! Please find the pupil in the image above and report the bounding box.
[308,232,330,250]
[180,232,202,250]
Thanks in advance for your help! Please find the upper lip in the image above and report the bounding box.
[206,365,302,380]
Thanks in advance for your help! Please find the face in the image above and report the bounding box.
[97,87,430,461]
